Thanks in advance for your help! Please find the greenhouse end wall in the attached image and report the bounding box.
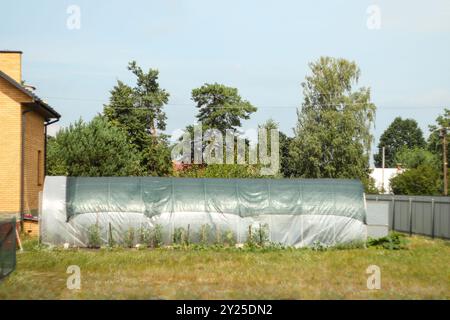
[41,176,368,247]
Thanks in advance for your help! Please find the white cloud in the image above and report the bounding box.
[46,123,61,137]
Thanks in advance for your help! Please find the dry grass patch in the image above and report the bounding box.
[0,235,449,299]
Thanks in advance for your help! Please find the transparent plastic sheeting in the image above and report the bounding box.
[41,177,367,247]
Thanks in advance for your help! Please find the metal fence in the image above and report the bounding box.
[365,195,450,239]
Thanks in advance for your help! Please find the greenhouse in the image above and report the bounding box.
[41,176,368,247]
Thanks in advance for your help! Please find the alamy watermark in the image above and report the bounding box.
[66,265,81,290]
[66,5,81,30]
[366,265,381,290]
[366,4,381,30]
[171,124,279,176]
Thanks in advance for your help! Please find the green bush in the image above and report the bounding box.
[215,226,222,245]
[151,224,163,248]
[177,164,262,178]
[311,241,328,251]
[124,227,136,248]
[223,230,236,247]
[47,117,142,176]
[245,225,256,247]
[199,224,212,245]
[390,164,441,195]
[253,224,270,247]
[138,227,151,247]
[367,232,408,250]
[331,240,366,250]
[87,224,102,248]
[362,175,379,194]
[395,147,440,169]
[245,224,270,248]
[173,227,186,245]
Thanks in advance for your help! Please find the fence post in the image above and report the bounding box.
[408,198,413,236]
[391,196,396,231]
[38,191,43,244]
[431,199,435,239]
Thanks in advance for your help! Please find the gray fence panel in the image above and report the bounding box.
[366,195,450,239]
[436,203,450,238]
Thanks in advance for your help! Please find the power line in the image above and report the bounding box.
[41,96,447,110]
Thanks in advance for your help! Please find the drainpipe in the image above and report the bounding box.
[20,109,33,230]
[44,118,60,176]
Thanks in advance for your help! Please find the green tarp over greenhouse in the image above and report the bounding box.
[66,177,366,222]
[42,177,367,247]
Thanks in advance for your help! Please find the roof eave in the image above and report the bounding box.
[0,70,60,119]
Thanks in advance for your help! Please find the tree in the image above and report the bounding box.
[363,174,379,195]
[390,165,441,196]
[259,119,293,177]
[374,117,426,167]
[175,85,256,166]
[279,131,294,177]
[192,83,257,132]
[47,117,141,176]
[289,57,376,182]
[142,136,173,176]
[103,61,172,176]
[176,164,262,178]
[427,108,450,168]
[394,147,440,170]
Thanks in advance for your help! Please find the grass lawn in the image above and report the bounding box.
[0,235,449,299]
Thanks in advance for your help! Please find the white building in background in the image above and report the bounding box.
[370,168,404,194]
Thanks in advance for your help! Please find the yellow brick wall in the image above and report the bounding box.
[0,52,22,83]
[22,109,45,215]
[0,76,45,217]
[1,50,48,219]
[23,219,39,237]
[0,77,25,215]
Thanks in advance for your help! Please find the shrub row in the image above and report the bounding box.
[86,224,408,251]
[86,223,271,249]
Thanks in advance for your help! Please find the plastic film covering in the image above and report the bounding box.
[0,216,16,279]
[41,177,367,247]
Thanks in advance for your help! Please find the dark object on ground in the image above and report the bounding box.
[0,216,16,279]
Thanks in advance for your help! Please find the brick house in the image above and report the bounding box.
[0,50,60,227]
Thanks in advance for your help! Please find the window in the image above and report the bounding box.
[37,150,43,186]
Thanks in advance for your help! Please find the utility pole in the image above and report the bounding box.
[441,127,448,196]
[381,146,385,194]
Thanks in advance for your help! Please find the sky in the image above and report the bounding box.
[1,0,450,164]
